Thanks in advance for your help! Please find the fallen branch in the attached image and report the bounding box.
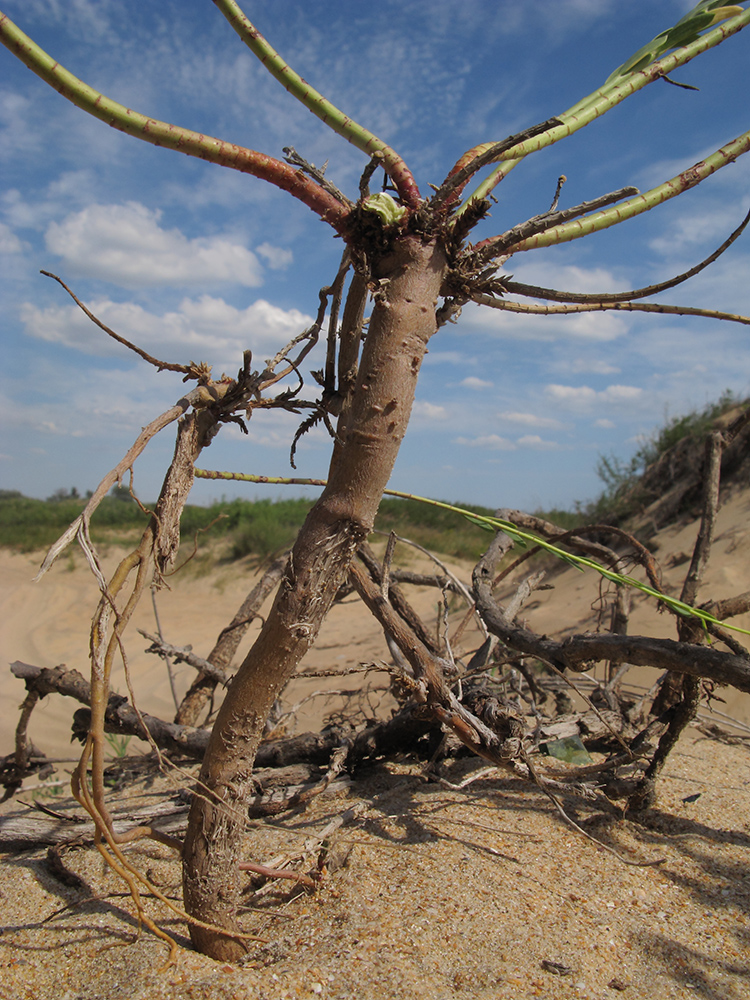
[472,534,750,692]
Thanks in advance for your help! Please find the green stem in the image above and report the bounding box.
[0,11,350,231]
[192,468,750,638]
[458,7,750,212]
[212,0,421,208]
[501,130,750,253]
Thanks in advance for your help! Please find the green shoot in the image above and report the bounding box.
[459,3,750,211]
[193,468,750,638]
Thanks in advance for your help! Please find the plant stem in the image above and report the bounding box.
[192,468,750,638]
[503,130,750,252]
[459,7,750,211]
[0,12,350,231]
[212,0,421,208]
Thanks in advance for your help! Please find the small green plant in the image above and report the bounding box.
[104,732,132,759]
[28,778,66,801]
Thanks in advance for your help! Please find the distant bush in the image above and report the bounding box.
[582,390,745,523]
[0,488,504,562]
[0,491,149,551]
[20,397,741,563]
[222,498,312,560]
[374,497,496,561]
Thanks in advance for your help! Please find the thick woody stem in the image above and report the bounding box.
[182,234,447,959]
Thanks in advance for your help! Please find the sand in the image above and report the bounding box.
[1,496,750,998]
[0,730,749,1000]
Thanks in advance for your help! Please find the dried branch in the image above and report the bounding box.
[680,431,724,613]
[350,561,527,771]
[283,146,352,208]
[40,272,198,374]
[0,13,349,230]
[139,631,228,685]
[471,292,750,327]
[491,510,662,593]
[175,551,289,726]
[6,661,436,770]
[472,532,750,693]
[213,0,421,207]
[426,117,564,210]
[356,543,440,655]
[469,185,639,264]
[628,428,726,809]
[34,386,228,580]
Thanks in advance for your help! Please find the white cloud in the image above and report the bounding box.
[498,411,564,429]
[545,385,596,405]
[601,385,643,403]
[516,435,557,449]
[423,350,467,365]
[20,295,315,373]
[0,90,41,160]
[545,383,643,410]
[7,0,118,39]
[454,434,515,450]
[594,418,615,428]
[462,300,628,342]
[0,222,26,254]
[412,401,448,420]
[553,358,620,375]
[256,243,293,270]
[460,376,493,389]
[507,261,626,295]
[0,363,185,439]
[648,203,750,258]
[635,142,750,200]
[44,203,264,288]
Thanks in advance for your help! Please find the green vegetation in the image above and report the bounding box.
[582,390,746,523]
[0,487,495,562]
[374,497,495,561]
[3,393,746,559]
[0,488,150,551]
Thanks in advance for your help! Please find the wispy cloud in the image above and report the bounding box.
[465,304,629,342]
[412,401,449,421]
[498,411,565,429]
[256,243,293,270]
[0,222,26,254]
[517,434,558,449]
[551,358,620,375]
[460,376,493,390]
[545,383,642,410]
[454,433,515,450]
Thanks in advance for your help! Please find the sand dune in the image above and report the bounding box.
[2,490,749,760]
[2,496,750,999]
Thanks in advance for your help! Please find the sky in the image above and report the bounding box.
[1,0,750,513]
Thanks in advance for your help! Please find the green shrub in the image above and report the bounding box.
[582,390,745,523]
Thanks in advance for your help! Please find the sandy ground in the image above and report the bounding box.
[1,495,750,998]
[0,730,748,1000]
[2,491,749,758]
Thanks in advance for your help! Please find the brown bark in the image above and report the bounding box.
[182,233,448,958]
[629,430,725,810]
[174,551,288,726]
[472,531,750,691]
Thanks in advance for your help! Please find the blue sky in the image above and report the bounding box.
[1,0,749,512]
